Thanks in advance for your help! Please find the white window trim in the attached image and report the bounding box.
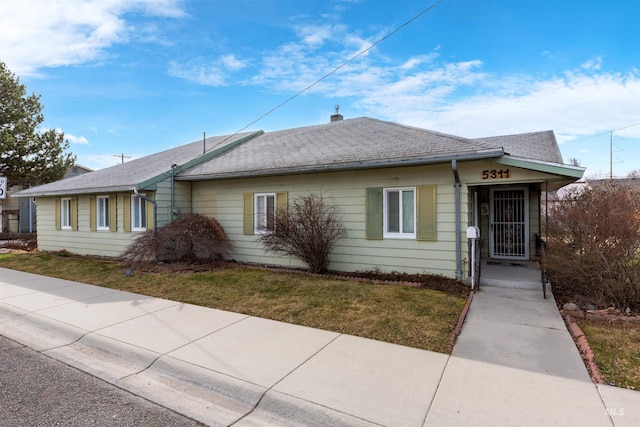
[254,192,276,234]
[383,187,417,239]
[97,196,109,231]
[61,197,72,230]
[131,194,147,232]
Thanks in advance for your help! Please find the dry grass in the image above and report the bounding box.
[578,319,640,391]
[0,252,467,353]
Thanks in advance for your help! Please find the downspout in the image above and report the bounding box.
[452,160,463,281]
[170,163,177,221]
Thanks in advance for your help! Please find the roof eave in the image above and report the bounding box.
[14,185,139,198]
[139,130,264,190]
[177,149,505,181]
[495,156,585,179]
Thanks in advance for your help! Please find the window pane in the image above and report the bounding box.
[61,200,70,227]
[387,191,400,233]
[133,198,140,228]
[98,198,109,227]
[140,199,146,227]
[266,195,275,230]
[402,190,414,233]
[256,196,266,229]
[132,197,145,229]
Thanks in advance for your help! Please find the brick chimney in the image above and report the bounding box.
[330,105,343,122]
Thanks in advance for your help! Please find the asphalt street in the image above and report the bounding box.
[0,335,202,427]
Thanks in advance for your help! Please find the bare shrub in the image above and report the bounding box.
[259,194,345,274]
[546,182,640,311]
[0,233,36,251]
[123,214,233,264]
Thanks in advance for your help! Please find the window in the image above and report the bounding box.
[384,188,416,238]
[131,195,147,231]
[254,193,275,233]
[366,186,436,241]
[243,192,287,235]
[61,198,71,229]
[97,196,109,230]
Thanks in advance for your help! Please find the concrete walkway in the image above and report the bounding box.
[1,266,638,426]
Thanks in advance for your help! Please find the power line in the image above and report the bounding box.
[563,122,640,145]
[204,0,444,153]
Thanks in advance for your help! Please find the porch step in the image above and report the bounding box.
[479,261,543,291]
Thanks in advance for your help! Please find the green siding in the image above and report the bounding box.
[36,194,151,258]
[33,158,559,278]
[193,164,460,277]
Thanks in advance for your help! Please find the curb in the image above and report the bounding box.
[563,314,605,384]
[448,290,474,352]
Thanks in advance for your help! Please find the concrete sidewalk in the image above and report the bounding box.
[1,267,638,426]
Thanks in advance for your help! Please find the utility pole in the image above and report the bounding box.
[610,131,613,179]
[114,154,131,164]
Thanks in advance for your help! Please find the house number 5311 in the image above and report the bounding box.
[481,169,511,180]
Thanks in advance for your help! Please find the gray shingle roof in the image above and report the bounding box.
[178,117,503,180]
[473,130,564,164]
[16,117,573,197]
[16,132,256,197]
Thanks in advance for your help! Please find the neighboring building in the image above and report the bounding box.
[586,177,640,190]
[15,117,583,280]
[0,165,94,233]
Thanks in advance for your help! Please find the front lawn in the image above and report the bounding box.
[0,252,467,354]
[578,319,640,391]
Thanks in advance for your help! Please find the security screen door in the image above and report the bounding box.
[490,188,529,259]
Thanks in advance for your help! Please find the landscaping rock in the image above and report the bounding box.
[563,302,581,312]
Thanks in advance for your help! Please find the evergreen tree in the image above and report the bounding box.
[0,61,75,187]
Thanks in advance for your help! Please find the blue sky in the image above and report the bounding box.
[1,0,639,178]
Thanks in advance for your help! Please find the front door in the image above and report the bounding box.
[490,188,529,260]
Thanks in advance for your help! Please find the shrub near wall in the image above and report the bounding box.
[547,182,640,312]
[123,214,233,264]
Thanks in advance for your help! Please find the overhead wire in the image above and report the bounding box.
[562,122,640,144]
[204,0,443,153]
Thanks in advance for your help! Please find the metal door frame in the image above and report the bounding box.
[489,187,529,260]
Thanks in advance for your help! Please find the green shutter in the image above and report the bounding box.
[123,194,131,232]
[417,185,436,241]
[243,193,254,235]
[71,197,78,231]
[55,198,61,230]
[276,191,288,213]
[366,188,383,240]
[89,196,96,231]
[109,194,117,232]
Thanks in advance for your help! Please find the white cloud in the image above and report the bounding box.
[66,133,90,145]
[168,60,226,86]
[400,53,438,70]
[42,128,89,145]
[415,71,640,139]
[220,54,247,71]
[581,56,603,71]
[0,0,185,75]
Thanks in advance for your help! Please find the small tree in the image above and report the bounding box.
[124,214,233,264]
[260,194,345,274]
[546,182,640,311]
